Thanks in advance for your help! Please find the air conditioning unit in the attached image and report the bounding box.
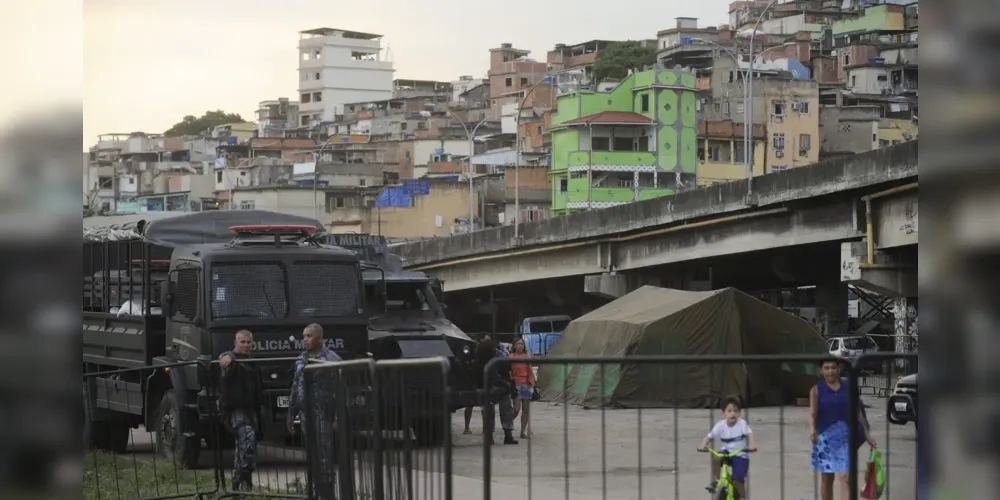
[775,150,785,158]
[791,102,801,111]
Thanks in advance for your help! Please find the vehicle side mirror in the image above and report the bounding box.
[440,303,448,310]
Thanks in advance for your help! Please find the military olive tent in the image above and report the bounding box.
[536,286,828,409]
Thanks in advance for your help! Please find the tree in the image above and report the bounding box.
[164,110,245,137]
[591,41,658,85]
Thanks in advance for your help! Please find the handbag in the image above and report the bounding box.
[531,386,540,401]
[860,448,885,499]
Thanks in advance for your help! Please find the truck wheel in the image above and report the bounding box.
[154,390,201,468]
[412,415,449,447]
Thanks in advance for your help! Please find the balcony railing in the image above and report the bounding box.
[567,151,657,168]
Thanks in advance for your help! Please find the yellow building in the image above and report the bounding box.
[370,181,479,238]
[761,79,820,172]
[695,120,768,187]
[213,122,256,143]
[878,118,918,147]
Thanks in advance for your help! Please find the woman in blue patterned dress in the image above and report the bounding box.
[810,360,877,500]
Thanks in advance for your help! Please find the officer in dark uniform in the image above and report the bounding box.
[218,329,263,492]
[476,336,519,445]
[287,323,341,499]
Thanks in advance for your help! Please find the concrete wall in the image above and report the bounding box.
[832,4,906,36]
[847,66,890,94]
[231,188,322,221]
[874,189,918,249]
[394,140,918,267]
[819,106,880,155]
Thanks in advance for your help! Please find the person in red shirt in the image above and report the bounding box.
[510,337,535,439]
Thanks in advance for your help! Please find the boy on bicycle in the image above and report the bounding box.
[698,396,757,498]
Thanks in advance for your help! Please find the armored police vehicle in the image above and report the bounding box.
[82,211,369,468]
[324,234,479,444]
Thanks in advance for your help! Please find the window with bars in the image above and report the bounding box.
[171,267,199,322]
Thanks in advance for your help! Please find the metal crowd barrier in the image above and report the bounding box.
[303,357,452,500]
[83,361,222,500]
[848,352,920,500]
[482,353,919,500]
[83,353,917,500]
[83,357,311,500]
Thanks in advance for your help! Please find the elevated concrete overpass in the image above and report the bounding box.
[394,142,918,300]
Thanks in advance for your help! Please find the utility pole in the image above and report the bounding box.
[745,0,780,197]
[444,109,490,231]
[513,74,552,240]
[693,35,790,195]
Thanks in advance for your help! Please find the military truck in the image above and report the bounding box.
[82,211,370,468]
[323,234,480,444]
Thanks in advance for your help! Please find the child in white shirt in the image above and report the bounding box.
[698,397,757,498]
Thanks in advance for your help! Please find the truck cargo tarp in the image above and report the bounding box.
[536,286,828,409]
[83,210,327,246]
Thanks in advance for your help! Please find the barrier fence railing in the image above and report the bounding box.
[303,357,452,500]
[852,343,918,398]
[849,352,920,500]
[84,353,918,500]
[83,357,315,500]
[83,361,222,500]
[482,353,919,500]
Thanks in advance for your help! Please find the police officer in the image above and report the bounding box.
[477,336,519,445]
[218,329,263,492]
[287,323,341,499]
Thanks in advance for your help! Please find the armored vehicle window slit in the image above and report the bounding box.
[211,261,288,320]
[291,261,360,317]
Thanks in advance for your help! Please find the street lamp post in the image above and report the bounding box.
[311,141,335,221]
[744,0,780,196]
[513,75,551,240]
[445,109,490,231]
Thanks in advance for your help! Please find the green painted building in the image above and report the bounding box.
[549,68,698,214]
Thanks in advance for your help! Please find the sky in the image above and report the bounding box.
[81,0,731,147]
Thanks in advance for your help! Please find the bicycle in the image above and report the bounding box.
[697,446,757,500]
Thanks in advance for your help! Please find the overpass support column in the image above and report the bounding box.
[891,297,917,354]
[816,281,850,337]
[584,273,661,300]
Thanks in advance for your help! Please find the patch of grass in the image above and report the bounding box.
[83,451,218,500]
[82,451,301,500]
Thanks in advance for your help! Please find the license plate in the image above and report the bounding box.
[276,396,290,408]
[894,402,907,412]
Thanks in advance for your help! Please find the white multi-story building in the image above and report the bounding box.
[297,27,394,126]
[451,75,488,104]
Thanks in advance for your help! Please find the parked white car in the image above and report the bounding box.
[827,335,879,361]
